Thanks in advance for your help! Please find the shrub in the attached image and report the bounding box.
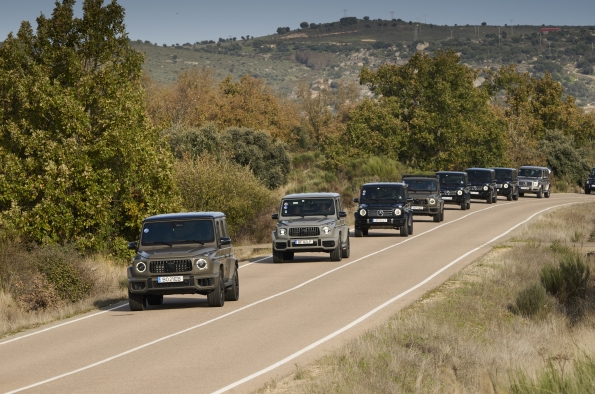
[513,283,549,319]
[540,254,590,305]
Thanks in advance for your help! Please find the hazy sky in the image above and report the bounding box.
[1,0,593,45]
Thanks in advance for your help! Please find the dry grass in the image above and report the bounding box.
[257,202,595,394]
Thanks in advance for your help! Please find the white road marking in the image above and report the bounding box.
[211,201,579,394]
[239,255,271,268]
[4,198,588,393]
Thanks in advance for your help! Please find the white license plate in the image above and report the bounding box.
[470,191,479,195]
[294,239,315,245]
[442,196,452,200]
[520,187,529,190]
[158,276,183,283]
[372,218,388,222]
[411,206,424,210]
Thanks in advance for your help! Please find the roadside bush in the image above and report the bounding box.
[174,155,276,242]
[165,124,222,159]
[539,130,591,186]
[540,253,590,305]
[512,283,549,319]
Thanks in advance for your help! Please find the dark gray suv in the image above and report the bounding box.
[127,212,239,311]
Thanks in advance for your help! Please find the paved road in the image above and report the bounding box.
[1,193,592,394]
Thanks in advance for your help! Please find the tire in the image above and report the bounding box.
[507,192,512,201]
[492,191,497,203]
[433,213,440,222]
[128,291,146,311]
[225,268,239,301]
[439,208,444,222]
[519,192,524,197]
[330,240,342,261]
[272,249,285,263]
[586,189,591,195]
[512,190,519,201]
[362,229,368,236]
[341,234,350,258]
[283,251,294,260]
[537,187,543,199]
[466,201,471,210]
[207,269,225,307]
[408,217,414,235]
[486,195,492,204]
[545,190,550,198]
[355,227,363,237]
[460,201,466,210]
[147,295,163,306]
[400,218,409,237]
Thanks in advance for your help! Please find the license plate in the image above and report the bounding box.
[158,276,183,283]
[442,196,452,200]
[372,218,388,222]
[411,206,424,210]
[520,187,529,190]
[294,239,315,245]
[470,191,479,195]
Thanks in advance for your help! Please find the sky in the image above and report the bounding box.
[1,0,593,45]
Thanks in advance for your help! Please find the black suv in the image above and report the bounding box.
[585,168,595,194]
[402,175,444,222]
[491,167,519,201]
[465,168,497,204]
[436,171,471,210]
[353,182,413,237]
[127,212,239,311]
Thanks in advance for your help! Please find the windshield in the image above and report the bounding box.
[403,179,437,192]
[141,220,214,246]
[494,169,512,180]
[439,173,466,186]
[281,198,335,217]
[467,170,492,183]
[360,186,406,203]
[518,168,542,178]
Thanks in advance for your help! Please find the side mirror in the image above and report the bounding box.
[220,237,232,246]
[127,241,137,250]
[353,198,359,203]
[339,211,347,218]
[271,213,279,220]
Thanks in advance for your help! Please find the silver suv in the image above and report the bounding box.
[518,166,552,198]
[126,212,238,311]
[271,193,350,263]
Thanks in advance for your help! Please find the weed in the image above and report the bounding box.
[511,283,549,320]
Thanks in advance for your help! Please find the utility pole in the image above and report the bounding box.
[343,9,347,18]
[498,26,501,45]
[390,11,394,20]
[510,19,514,36]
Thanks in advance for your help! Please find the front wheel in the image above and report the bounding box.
[545,189,551,198]
[330,240,343,261]
[492,192,497,203]
[507,191,513,201]
[341,234,350,258]
[355,227,363,237]
[433,213,440,222]
[586,189,591,195]
[207,269,225,307]
[537,187,543,198]
[362,229,369,236]
[283,251,294,260]
[272,248,285,263]
[519,192,524,197]
[128,291,146,311]
[408,217,414,235]
[486,195,492,204]
[512,190,519,201]
[225,268,239,301]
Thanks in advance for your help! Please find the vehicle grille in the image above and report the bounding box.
[130,281,145,290]
[150,260,192,274]
[275,242,288,249]
[519,181,531,187]
[153,279,190,288]
[371,209,393,216]
[289,227,320,237]
[197,278,213,286]
[412,199,428,205]
[322,241,335,247]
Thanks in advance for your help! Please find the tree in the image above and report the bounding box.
[364,16,370,21]
[0,0,178,251]
[481,22,487,26]
[300,22,309,28]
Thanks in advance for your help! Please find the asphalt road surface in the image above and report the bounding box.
[1,193,592,394]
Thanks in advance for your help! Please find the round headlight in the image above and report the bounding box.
[195,259,207,269]
[532,182,538,187]
[483,186,488,191]
[394,208,402,216]
[136,262,147,273]
[457,190,463,196]
[359,209,367,216]
[504,183,509,189]
[279,228,286,236]
[429,198,436,205]
[322,226,331,234]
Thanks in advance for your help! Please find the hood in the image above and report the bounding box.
[359,202,405,209]
[467,180,491,186]
[279,217,337,226]
[408,190,439,198]
[138,245,216,259]
[495,178,513,183]
[440,184,466,190]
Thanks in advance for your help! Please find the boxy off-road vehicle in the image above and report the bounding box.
[491,167,519,201]
[126,212,239,311]
[402,175,444,222]
[465,168,497,204]
[436,171,471,210]
[518,166,552,198]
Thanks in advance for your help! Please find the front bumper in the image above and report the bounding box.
[272,237,339,253]
[128,274,217,296]
[355,217,407,229]
[440,194,465,205]
[519,185,540,194]
[496,186,513,196]
[469,190,491,199]
[585,182,595,190]
[410,206,440,216]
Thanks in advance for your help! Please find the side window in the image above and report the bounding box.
[222,220,229,237]
[215,221,221,242]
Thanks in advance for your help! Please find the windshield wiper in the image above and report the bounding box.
[148,241,172,247]
[180,240,205,245]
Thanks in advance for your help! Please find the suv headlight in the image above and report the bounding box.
[278,228,287,236]
[457,190,463,196]
[359,208,367,216]
[394,208,402,216]
[532,182,538,187]
[195,258,207,270]
[322,226,331,234]
[483,186,488,191]
[136,262,147,273]
[429,198,436,205]
[504,183,509,188]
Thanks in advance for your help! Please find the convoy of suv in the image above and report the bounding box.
[127,165,559,310]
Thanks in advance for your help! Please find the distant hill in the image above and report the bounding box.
[135,18,595,109]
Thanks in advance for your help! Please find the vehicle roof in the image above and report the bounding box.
[436,171,467,175]
[465,168,495,172]
[519,166,550,170]
[362,182,406,187]
[143,212,225,222]
[402,175,438,179]
[282,192,341,199]
[490,167,517,171]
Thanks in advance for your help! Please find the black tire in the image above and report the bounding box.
[207,269,225,307]
[460,201,466,210]
[400,218,409,237]
[492,191,497,203]
[355,227,363,237]
[225,268,239,301]
[519,192,524,197]
[586,189,591,195]
[128,291,146,311]
[362,229,368,236]
[341,234,350,258]
[433,213,440,222]
[272,249,285,263]
[545,190,550,198]
[537,187,543,198]
[147,295,163,306]
[486,195,492,204]
[441,208,445,222]
[466,201,471,210]
[283,251,294,260]
[408,217,414,235]
[330,240,342,261]
[512,190,519,201]
[507,191,513,201]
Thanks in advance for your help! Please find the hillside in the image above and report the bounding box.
[133,18,595,110]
